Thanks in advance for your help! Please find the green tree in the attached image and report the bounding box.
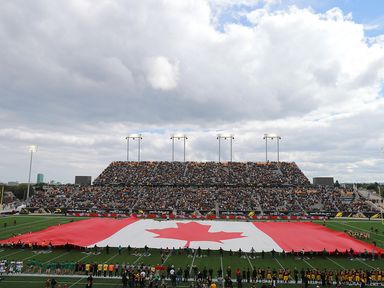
[5,184,34,200]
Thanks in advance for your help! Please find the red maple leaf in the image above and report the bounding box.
[146,222,245,247]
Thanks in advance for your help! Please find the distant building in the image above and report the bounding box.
[313,177,334,186]
[75,176,92,186]
[37,173,44,184]
[7,181,19,186]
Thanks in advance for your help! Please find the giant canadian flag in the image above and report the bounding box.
[0,218,381,253]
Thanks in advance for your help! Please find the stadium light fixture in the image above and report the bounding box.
[125,134,143,162]
[170,134,188,162]
[26,145,37,200]
[275,135,282,163]
[217,134,234,162]
[263,134,272,162]
[263,134,282,162]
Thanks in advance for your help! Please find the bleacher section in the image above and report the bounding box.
[27,161,380,216]
[93,161,310,186]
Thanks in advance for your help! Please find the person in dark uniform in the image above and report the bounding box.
[50,278,57,288]
[122,272,128,288]
[86,274,93,288]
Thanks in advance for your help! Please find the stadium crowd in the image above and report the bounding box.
[29,185,377,214]
[93,161,310,186]
[27,161,379,215]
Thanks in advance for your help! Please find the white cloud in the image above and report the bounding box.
[0,0,383,183]
[146,56,179,91]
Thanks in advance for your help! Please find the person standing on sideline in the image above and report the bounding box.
[86,274,93,288]
[122,272,128,288]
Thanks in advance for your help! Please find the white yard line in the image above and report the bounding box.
[104,253,118,264]
[76,253,92,263]
[43,252,70,264]
[2,250,24,258]
[220,255,224,276]
[356,258,375,269]
[2,218,54,232]
[303,259,314,269]
[274,257,284,269]
[189,250,197,275]
[246,255,254,270]
[163,252,172,264]
[69,276,86,288]
[327,257,345,269]
[22,253,41,261]
[133,254,143,264]
[274,257,295,282]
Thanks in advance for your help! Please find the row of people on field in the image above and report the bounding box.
[0,260,23,274]
[346,229,370,240]
[2,241,381,260]
[22,258,384,287]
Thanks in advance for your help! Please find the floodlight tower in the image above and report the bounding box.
[275,135,282,163]
[170,134,188,162]
[26,145,37,200]
[125,134,143,162]
[263,134,281,162]
[263,134,273,162]
[217,134,234,162]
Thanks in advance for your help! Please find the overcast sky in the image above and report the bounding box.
[1,0,384,184]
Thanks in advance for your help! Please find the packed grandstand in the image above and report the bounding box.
[27,161,379,216]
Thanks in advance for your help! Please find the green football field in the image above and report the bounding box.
[0,215,383,288]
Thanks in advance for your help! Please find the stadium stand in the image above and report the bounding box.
[27,161,380,215]
[92,161,309,186]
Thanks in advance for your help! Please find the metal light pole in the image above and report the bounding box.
[217,134,234,162]
[126,137,130,161]
[170,134,188,162]
[125,134,142,162]
[263,134,281,162]
[263,134,272,162]
[276,135,281,163]
[26,145,37,200]
[379,185,383,223]
[0,185,4,207]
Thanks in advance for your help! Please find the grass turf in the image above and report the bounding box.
[0,216,384,288]
[2,275,379,288]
